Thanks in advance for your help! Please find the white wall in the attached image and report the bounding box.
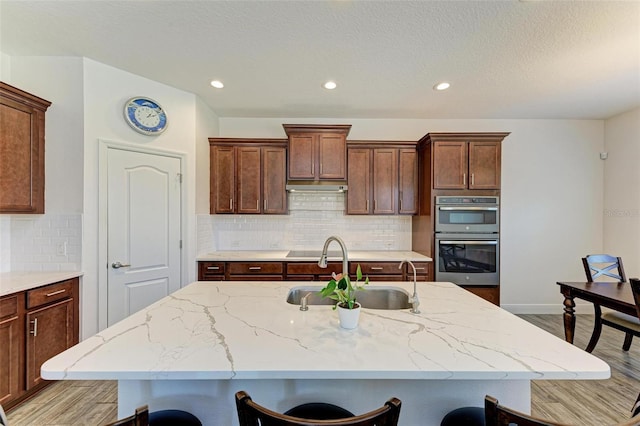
[218,118,605,313]
[603,107,640,275]
[83,58,201,337]
[195,96,220,214]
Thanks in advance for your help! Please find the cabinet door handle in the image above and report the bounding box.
[311,164,314,175]
[207,266,220,270]
[30,318,38,337]
[399,199,403,211]
[366,200,369,211]
[256,200,259,210]
[463,173,466,185]
[264,199,267,210]
[249,266,261,271]
[371,267,383,271]
[471,173,475,186]
[46,289,66,297]
[230,198,233,210]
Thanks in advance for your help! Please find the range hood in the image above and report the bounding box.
[286,180,348,192]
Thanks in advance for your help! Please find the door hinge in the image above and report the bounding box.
[177,173,183,183]
[179,240,182,249]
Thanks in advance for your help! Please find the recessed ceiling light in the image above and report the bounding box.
[433,82,450,91]
[323,81,337,90]
[210,80,224,89]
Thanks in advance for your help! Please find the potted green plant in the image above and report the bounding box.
[319,264,369,329]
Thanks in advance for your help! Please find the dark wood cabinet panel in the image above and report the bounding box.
[0,294,22,406]
[318,134,346,179]
[432,138,502,190]
[468,141,501,190]
[211,145,235,213]
[0,82,51,213]
[347,142,417,216]
[462,286,500,306]
[26,298,73,389]
[198,262,226,281]
[228,262,284,275]
[209,139,288,215]
[1,278,79,409]
[398,149,418,214]
[288,135,316,179]
[262,147,287,214]
[346,149,371,214]
[433,141,468,189]
[237,147,261,214]
[283,124,351,181]
[372,149,397,214]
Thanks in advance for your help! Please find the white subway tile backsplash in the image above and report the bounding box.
[7,214,82,272]
[197,193,411,253]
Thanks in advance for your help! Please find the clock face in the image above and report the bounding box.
[124,97,168,135]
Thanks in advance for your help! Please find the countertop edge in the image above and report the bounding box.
[0,271,84,297]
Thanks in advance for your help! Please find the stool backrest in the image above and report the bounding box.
[235,391,401,426]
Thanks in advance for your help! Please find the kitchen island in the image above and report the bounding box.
[42,280,609,425]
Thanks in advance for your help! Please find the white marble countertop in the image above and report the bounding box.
[0,271,83,297]
[42,280,608,381]
[197,250,432,262]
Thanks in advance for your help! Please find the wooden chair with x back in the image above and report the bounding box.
[235,391,402,426]
[581,254,640,352]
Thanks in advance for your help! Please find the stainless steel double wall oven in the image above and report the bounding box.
[434,196,500,286]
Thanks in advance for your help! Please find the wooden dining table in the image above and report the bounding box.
[557,281,636,344]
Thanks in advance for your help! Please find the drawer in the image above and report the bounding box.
[228,262,284,275]
[199,262,226,280]
[26,279,74,309]
[286,262,342,276]
[0,294,18,320]
[407,262,430,276]
[350,262,399,275]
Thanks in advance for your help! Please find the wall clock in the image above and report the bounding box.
[123,97,168,135]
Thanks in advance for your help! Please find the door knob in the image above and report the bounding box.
[111,261,131,269]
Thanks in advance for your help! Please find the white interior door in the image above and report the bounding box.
[107,148,181,326]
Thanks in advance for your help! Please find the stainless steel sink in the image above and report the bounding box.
[286,286,412,310]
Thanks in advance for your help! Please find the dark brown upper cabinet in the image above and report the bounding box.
[0,82,51,214]
[209,138,287,215]
[283,124,351,180]
[427,134,506,190]
[346,141,418,215]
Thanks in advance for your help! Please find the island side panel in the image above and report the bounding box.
[118,378,530,426]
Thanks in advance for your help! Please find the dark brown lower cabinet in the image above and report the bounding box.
[0,277,79,410]
[26,299,74,389]
[0,293,22,406]
[462,286,500,306]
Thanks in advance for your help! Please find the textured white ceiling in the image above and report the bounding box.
[1,0,638,119]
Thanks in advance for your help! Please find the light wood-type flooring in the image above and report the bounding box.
[5,314,640,425]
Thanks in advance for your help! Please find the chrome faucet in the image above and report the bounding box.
[318,236,349,277]
[399,260,420,314]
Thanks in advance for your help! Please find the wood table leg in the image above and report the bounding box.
[561,287,576,344]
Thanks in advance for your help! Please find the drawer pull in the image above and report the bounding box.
[414,267,426,271]
[46,289,67,297]
[249,266,262,271]
[30,318,38,337]
[207,266,220,270]
[370,267,384,271]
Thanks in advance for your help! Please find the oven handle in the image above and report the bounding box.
[438,240,498,245]
[438,206,498,211]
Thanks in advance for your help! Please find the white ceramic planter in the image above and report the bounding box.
[337,302,361,329]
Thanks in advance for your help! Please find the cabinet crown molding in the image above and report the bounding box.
[0,82,51,111]
[282,124,352,136]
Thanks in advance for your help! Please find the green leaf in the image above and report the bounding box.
[337,277,348,291]
[356,264,363,281]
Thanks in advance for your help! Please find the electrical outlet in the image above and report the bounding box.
[56,242,67,256]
